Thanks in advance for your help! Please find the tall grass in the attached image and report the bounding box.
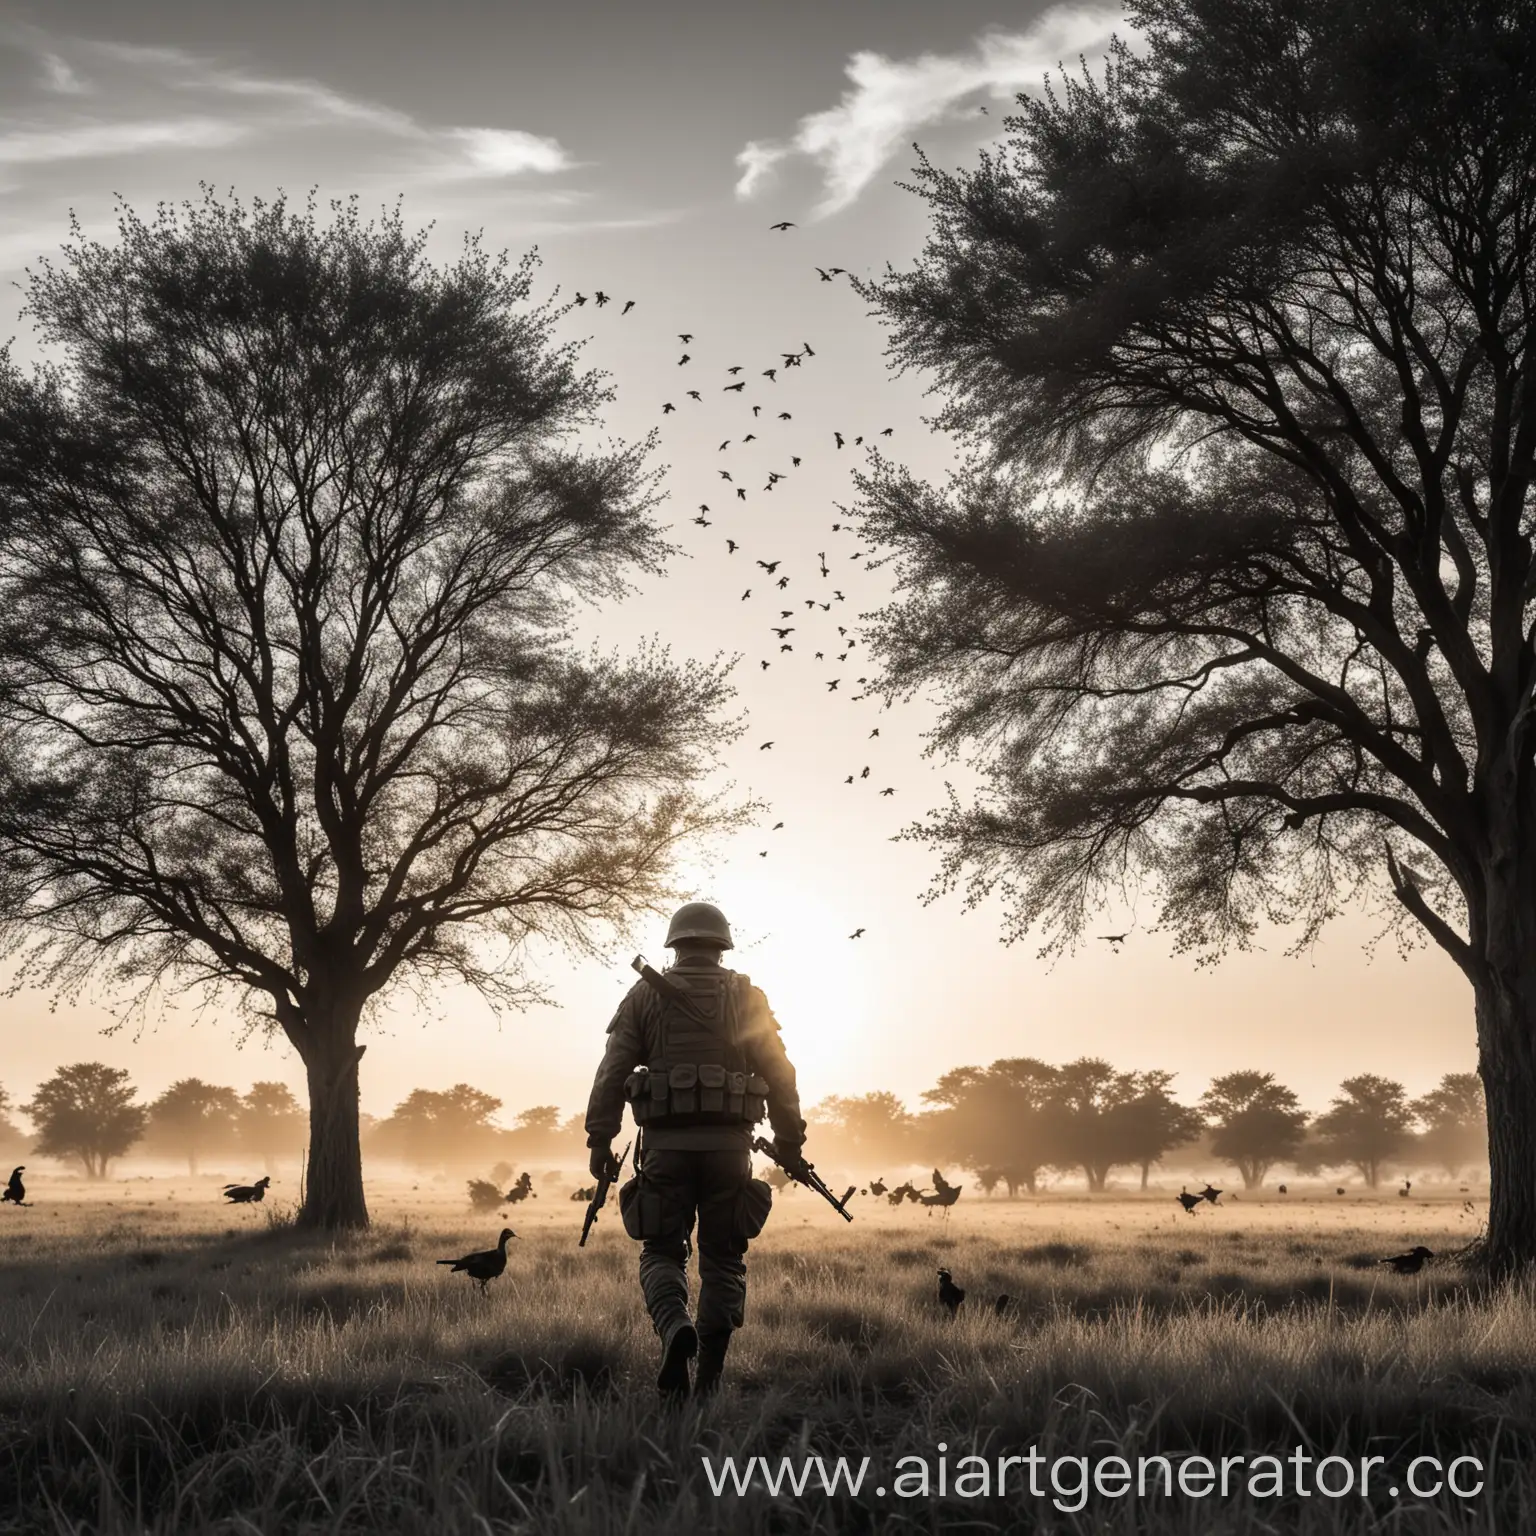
[0,1188,1525,1532]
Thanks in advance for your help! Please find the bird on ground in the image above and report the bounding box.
[1277,1184,1288,1194]
[849,927,865,938]
[222,1176,272,1204]
[1200,1184,1222,1204]
[594,291,610,306]
[437,1228,517,1293]
[1400,1180,1413,1197]
[622,300,635,314]
[2,1166,26,1206]
[1379,1246,1434,1275]
[760,741,774,750]
[770,221,796,231]
[1176,1191,1203,1215]
[937,1268,966,1316]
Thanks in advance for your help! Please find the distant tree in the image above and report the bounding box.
[240,1082,307,1173]
[1313,1075,1413,1188]
[0,190,750,1230]
[849,0,1536,1273]
[514,1105,561,1136]
[24,1062,146,1177]
[1041,1058,1145,1192]
[145,1078,242,1175]
[378,1084,503,1167]
[1201,1071,1310,1189]
[811,1091,916,1168]
[922,1058,1057,1194]
[1413,1072,1487,1178]
[1119,1070,1203,1190]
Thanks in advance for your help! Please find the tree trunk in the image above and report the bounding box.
[297,1027,369,1231]
[1477,970,1536,1274]
[1139,1160,1151,1191]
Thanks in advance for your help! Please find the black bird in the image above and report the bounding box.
[573,292,588,305]
[594,291,610,306]
[678,354,691,365]
[772,626,794,637]
[760,741,774,750]
[222,1176,272,1204]
[879,787,894,796]
[843,774,852,782]
[693,515,710,527]
[761,660,770,670]
[860,766,870,779]
[758,560,781,573]
[1277,1183,1288,1194]
[827,679,840,691]
[719,439,731,451]
[622,300,635,314]
[724,382,746,392]
[772,821,784,830]
[849,927,865,938]
[816,267,835,281]
[753,405,763,417]
[834,432,845,448]
[728,366,744,375]
[678,334,693,343]
[737,487,748,500]
[2,1166,26,1206]
[1200,1184,1222,1204]
[1336,1187,1347,1196]
[880,427,894,436]
[869,728,880,738]
[719,470,733,481]
[437,1228,517,1293]
[687,390,702,401]
[662,402,675,413]
[770,221,796,231]
[743,433,756,442]
[777,574,788,586]
[802,342,816,356]
[1176,1191,1203,1214]
[994,1293,1015,1317]
[726,539,738,553]
[779,412,792,421]
[741,589,751,600]
[763,369,777,382]
[1098,932,1128,948]
[1379,1246,1434,1275]
[937,1268,966,1316]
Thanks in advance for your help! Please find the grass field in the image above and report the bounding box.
[0,1175,1526,1533]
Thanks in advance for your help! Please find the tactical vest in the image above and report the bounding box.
[623,968,769,1128]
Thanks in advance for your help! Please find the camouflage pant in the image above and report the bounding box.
[637,1148,752,1340]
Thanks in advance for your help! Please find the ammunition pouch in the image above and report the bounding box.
[625,1065,767,1129]
[733,1177,774,1247]
[618,1171,685,1242]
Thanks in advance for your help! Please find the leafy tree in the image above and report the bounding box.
[1413,1071,1487,1177]
[1041,1057,1145,1191]
[1119,1069,1204,1189]
[145,1078,241,1175]
[24,1062,146,1177]
[514,1105,561,1136]
[376,1084,503,1167]
[851,0,1536,1271]
[240,1081,307,1172]
[1201,1071,1310,1189]
[0,190,750,1229]
[810,1091,916,1169]
[921,1058,1057,1194]
[1313,1074,1413,1187]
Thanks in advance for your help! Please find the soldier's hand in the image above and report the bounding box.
[589,1144,619,1182]
[774,1140,810,1181]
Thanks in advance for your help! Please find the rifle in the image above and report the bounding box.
[753,1136,855,1222]
[579,1139,631,1247]
[631,954,712,1026]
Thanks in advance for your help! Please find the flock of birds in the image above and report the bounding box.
[572,228,925,943]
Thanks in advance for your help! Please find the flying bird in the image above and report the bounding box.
[880,427,894,436]
[834,432,845,448]
[1200,1184,1223,1205]
[1099,933,1128,949]
[662,402,676,413]
[687,391,702,401]
[724,382,746,392]
[776,575,788,587]
[760,741,774,750]
[760,660,770,670]
[879,787,894,796]
[622,300,636,314]
[860,766,870,779]
[594,291,610,306]
[779,412,792,421]
[574,292,588,305]
[719,470,733,481]
[802,342,816,356]
[869,728,880,738]
[816,267,836,281]
[1176,1191,1203,1215]
[678,354,691,365]
[728,366,744,375]
[849,927,865,938]
[763,369,777,382]
[772,822,784,830]
[741,589,751,600]
[436,1228,517,1293]
[827,679,840,691]
[757,560,781,573]
[737,488,748,500]
[720,440,731,451]
[726,539,738,553]
[770,221,796,230]
[693,514,711,527]
[771,626,794,637]
[743,433,757,442]
[678,333,693,343]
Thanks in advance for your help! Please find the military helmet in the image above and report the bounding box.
[665,900,734,950]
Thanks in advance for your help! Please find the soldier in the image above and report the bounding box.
[585,900,806,1399]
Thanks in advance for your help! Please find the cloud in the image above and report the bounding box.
[445,128,574,177]
[734,3,1126,218]
[39,52,87,94]
[0,118,246,166]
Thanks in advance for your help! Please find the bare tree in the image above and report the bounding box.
[0,190,750,1229]
[852,0,1536,1270]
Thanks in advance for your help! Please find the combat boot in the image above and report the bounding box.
[693,1330,731,1396]
[656,1319,698,1400]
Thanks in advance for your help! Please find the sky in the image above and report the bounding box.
[0,0,1476,1133]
